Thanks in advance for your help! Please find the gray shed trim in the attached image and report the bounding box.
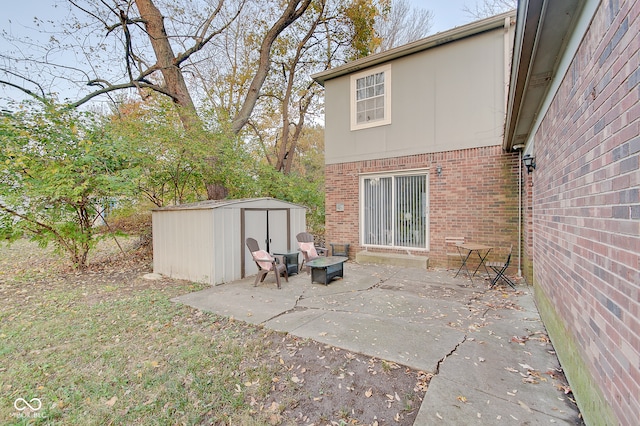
[152,197,304,211]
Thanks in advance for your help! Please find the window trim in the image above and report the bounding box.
[350,64,392,131]
[359,169,430,251]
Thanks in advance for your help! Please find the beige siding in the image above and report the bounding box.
[153,209,215,284]
[213,207,242,284]
[324,27,512,164]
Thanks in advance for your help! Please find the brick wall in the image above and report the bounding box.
[529,1,640,423]
[325,146,520,270]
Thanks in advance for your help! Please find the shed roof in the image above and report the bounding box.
[312,10,515,86]
[152,197,306,212]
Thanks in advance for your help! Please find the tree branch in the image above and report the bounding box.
[174,0,245,67]
[0,202,73,255]
[69,80,178,108]
[231,0,313,134]
[0,79,49,104]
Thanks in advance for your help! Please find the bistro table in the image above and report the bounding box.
[454,243,492,283]
[305,256,348,285]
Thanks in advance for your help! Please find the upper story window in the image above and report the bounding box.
[350,64,391,130]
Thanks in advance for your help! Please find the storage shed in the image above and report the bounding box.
[152,198,307,285]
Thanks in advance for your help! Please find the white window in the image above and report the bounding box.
[350,64,391,130]
[361,171,429,249]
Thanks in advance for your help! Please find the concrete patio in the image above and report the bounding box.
[172,262,582,424]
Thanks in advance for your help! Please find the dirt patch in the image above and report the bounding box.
[260,336,428,424]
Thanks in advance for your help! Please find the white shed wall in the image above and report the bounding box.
[153,209,215,284]
[213,207,242,284]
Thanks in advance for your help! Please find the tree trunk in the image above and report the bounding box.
[135,0,201,130]
[231,0,313,134]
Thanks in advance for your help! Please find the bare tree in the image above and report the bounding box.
[375,0,434,52]
[194,0,385,175]
[1,0,312,134]
[463,0,517,20]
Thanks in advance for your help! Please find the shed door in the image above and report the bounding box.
[243,209,289,277]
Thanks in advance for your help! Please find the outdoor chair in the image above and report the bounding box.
[486,245,516,289]
[296,232,328,274]
[445,236,465,270]
[246,238,288,289]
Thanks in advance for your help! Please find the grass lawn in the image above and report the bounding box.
[0,239,424,425]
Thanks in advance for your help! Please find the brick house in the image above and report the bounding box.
[314,0,639,424]
[505,0,639,424]
[312,11,521,270]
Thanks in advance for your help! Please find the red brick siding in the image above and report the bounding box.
[325,146,520,269]
[529,1,640,423]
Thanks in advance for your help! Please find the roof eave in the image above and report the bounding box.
[503,0,584,151]
[312,10,516,87]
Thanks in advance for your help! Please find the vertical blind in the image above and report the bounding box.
[363,174,427,248]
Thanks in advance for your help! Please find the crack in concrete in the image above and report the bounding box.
[262,270,397,326]
[433,334,467,376]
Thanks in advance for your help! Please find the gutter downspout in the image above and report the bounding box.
[513,144,525,278]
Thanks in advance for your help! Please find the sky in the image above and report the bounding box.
[410,0,477,33]
[1,1,476,39]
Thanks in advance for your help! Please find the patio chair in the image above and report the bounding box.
[486,245,516,289]
[246,238,288,289]
[445,236,465,270]
[296,232,328,274]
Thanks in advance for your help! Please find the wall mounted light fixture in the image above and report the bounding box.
[436,165,442,176]
[522,154,536,174]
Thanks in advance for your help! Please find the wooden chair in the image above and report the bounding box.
[296,232,328,274]
[445,236,465,270]
[246,238,288,289]
[486,245,516,289]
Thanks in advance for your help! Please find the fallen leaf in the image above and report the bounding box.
[105,396,118,407]
[457,395,468,403]
[511,335,528,344]
[365,388,373,398]
[518,400,532,412]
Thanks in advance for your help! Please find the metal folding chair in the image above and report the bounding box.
[486,245,516,289]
